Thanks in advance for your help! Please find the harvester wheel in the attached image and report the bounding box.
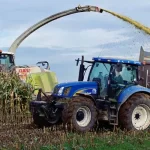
[62,96,97,132]
[119,93,150,131]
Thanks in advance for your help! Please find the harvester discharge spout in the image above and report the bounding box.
[7,5,103,97]
[8,5,103,54]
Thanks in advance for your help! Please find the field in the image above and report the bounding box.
[0,110,150,150]
[0,71,150,150]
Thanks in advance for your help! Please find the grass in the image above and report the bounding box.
[0,109,150,150]
[0,121,150,150]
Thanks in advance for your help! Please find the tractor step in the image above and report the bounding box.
[108,102,118,125]
[110,106,116,109]
[110,115,117,118]
[96,99,110,103]
[96,99,105,102]
[109,119,118,125]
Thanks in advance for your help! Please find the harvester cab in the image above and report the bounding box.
[0,49,58,97]
[30,49,150,132]
[0,50,15,71]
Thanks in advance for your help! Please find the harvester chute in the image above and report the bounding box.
[8,5,103,53]
[6,5,103,96]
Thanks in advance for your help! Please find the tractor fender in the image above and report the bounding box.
[75,93,96,105]
[117,85,150,110]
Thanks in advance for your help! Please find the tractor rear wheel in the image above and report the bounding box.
[62,96,97,132]
[119,93,150,131]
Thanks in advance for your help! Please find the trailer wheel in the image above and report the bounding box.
[62,96,97,132]
[119,93,150,131]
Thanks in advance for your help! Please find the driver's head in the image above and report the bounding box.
[114,63,122,73]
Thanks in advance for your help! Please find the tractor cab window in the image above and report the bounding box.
[121,64,137,83]
[89,62,111,81]
[110,64,138,84]
[88,62,111,96]
[0,54,15,70]
[108,63,138,99]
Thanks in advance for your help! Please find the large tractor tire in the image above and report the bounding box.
[119,93,150,131]
[62,96,97,132]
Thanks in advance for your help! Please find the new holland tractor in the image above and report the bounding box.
[29,47,150,132]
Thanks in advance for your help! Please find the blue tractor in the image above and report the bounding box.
[30,51,150,132]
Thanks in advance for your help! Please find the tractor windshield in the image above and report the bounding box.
[0,54,15,70]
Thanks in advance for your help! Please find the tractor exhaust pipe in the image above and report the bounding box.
[78,56,85,81]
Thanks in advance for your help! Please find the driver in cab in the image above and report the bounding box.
[112,64,124,84]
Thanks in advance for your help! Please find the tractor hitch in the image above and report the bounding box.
[36,88,53,102]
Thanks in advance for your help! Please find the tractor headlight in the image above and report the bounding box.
[58,87,64,96]
[63,87,71,96]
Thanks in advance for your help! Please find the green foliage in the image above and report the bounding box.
[0,71,33,112]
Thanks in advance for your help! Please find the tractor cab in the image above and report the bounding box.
[77,56,141,101]
[0,50,15,71]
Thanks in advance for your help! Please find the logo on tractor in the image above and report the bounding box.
[81,88,97,95]
[92,89,97,94]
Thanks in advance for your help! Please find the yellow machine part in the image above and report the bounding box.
[26,71,58,95]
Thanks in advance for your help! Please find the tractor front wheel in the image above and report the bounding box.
[62,96,97,132]
[119,93,150,131]
[33,113,50,128]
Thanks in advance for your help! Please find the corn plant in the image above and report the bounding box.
[0,70,33,114]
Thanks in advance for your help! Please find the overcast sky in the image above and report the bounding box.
[1,0,150,82]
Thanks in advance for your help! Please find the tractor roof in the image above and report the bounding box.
[0,50,14,55]
[93,57,141,66]
[3,52,14,55]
